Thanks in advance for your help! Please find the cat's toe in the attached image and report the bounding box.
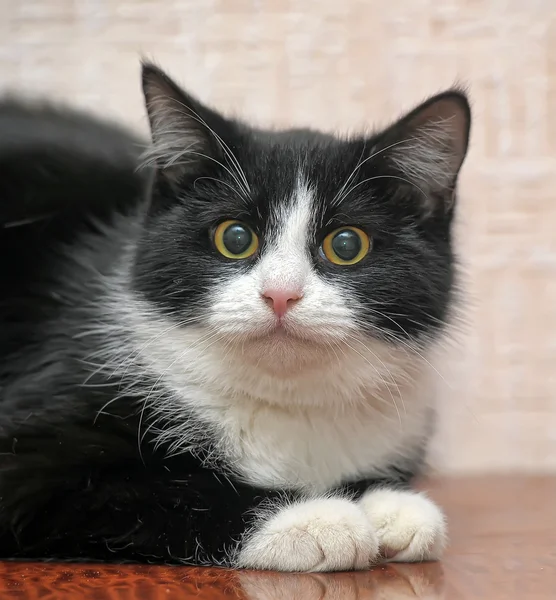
[236,498,379,572]
[359,489,446,562]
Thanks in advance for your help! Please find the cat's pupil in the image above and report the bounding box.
[332,230,361,261]
[223,223,252,255]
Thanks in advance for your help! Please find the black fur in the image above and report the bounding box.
[0,65,470,565]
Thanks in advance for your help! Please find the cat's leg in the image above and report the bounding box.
[235,497,379,572]
[0,464,273,566]
[0,463,378,571]
[358,488,446,562]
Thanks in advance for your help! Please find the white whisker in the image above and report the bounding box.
[340,337,402,426]
[332,138,421,206]
[166,98,251,195]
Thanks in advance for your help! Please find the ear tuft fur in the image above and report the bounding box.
[140,62,214,180]
[381,89,471,212]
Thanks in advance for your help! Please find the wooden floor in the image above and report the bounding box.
[0,476,554,599]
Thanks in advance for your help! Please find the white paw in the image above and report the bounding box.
[359,489,446,562]
[236,498,379,572]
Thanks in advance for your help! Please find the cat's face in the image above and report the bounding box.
[132,64,470,377]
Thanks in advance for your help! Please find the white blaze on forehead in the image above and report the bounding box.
[259,175,315,291]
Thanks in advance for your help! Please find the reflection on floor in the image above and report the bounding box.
[0,477,554,599]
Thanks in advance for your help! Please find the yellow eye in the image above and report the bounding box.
[321,226,371,265]
[213,220,259,259]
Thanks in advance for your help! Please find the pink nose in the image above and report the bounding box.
[262,289,302,318]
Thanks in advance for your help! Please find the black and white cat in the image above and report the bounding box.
[0,63,471,571]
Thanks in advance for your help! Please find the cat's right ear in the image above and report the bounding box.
[141,62,222,183]
[372,89,471,216]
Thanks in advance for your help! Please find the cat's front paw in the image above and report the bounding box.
[236,498,379,572]
[359,489,446,562]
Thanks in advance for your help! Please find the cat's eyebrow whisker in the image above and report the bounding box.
[141,123,249,201]
[168,98,251,193]
[365,137,419,163]
[330,142,367,206]
[193,176,247,203]
[166,97,251,197]
[336,173,428,209]
[332,138,417,206]
[166,147,249,201]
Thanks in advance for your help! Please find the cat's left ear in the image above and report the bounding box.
[377,90,471,213]
[141,62,227,183]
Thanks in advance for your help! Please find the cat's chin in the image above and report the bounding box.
[226,326,340,376]
[248,323,331,347]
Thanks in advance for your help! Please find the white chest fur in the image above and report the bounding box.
[122,305,434,494]
[208,394,430,492]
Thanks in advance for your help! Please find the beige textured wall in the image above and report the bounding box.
[2,0,555,474]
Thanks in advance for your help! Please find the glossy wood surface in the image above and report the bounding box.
[0,477,554,599]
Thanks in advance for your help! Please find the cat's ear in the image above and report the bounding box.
[141,62,223,182]
[378,90,471,213]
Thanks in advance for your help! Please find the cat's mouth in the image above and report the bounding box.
[267,327,305,342]
[250,325,297,342]
[234,325,334,374]
[214,316,354,374]
[251,320,328,345]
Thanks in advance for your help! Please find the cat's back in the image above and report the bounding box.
[0,98,149,227]
[0,98,149,374]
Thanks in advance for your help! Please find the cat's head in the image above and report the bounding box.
[131,64,470,380]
